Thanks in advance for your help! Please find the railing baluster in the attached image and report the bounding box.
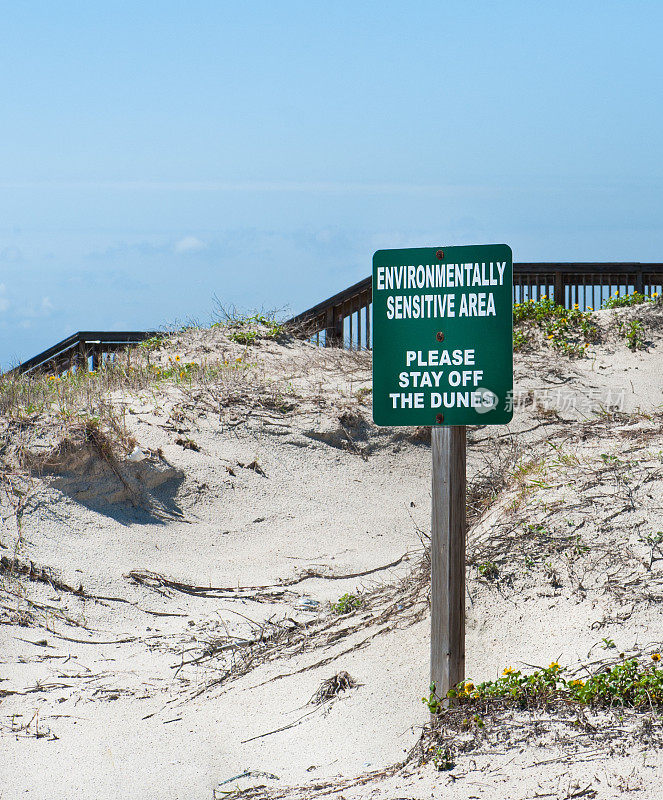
[357,301,362,350]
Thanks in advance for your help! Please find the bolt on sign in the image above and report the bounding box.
[372,244,513,427]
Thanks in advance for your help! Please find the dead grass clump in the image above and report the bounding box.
[414,698,663,777]
[3,606,34,627]
[174,436,200,452]
[0,554,82,594]
[310,671,358,705]
[24,418,133,473]
[466,434,521,523]
[410,426,431,444]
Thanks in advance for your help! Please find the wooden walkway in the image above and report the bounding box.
[286,262,663,349]
[10,262,663,374]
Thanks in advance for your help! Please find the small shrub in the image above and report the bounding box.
[331,593,363,614]
[602,291,652,309]
[174,437,200,452]
[223,312,285,345]
[139,335,167,352]
[477,561,499,580]
[432,746,455,771]
[426,657,663,711]
[617,319,646,350]
[512,298,597,358]
[355,387,372,405]
[512,329,530,352]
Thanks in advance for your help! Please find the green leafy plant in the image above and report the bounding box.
[600,453,624,465]
[512,329,530,352]
[570,535,589,555]
[617,319,646,350]
[602,291,652,309]
[477,561,499,580]
[525,522,547,535]
[422,682,442,714]
[222,312,285,345]
[512,297,597,358]
[641,531,663,548]
[229,329,258,345]
[461,713,485,730]
[139,335,167,351]
[331,593,363,615]
[432,746,455,771]
[429,656,663,711]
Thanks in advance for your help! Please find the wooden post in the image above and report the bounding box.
[554,271,564,307]
[324,307,335,347]
[634,269,644,296]
[430,425,466,702]
[324,306,344,347]
[76,341,88,373]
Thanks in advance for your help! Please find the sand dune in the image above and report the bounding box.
[1,304,663,799]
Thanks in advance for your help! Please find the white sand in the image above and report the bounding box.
[1,305,663,799]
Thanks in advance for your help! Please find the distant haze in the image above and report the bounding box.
[2,1,663,368]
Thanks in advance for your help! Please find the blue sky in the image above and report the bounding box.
[2,0,662,367]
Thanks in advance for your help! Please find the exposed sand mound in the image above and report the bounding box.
[24,429,183,511]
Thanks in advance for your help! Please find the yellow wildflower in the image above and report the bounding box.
[570,679,584,687]
[463,682,474,693]
[652,653,661,662]
[503,667,515,675]
[175,355,180,361]
[548,662,561,670]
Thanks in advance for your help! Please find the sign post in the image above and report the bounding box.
[372,244,513,701]
[430,425,466,701]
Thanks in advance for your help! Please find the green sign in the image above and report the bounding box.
[372,244,513,427]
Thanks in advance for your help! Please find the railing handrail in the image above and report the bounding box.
[13,330,161,375]
[286,276,372,326]
[284,261,663,347]
[285,262,663,323]
[513,262,663,274]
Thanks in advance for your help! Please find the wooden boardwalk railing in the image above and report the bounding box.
[9,262,663,374]
[12,331,160,376]
[286,262,663,349]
